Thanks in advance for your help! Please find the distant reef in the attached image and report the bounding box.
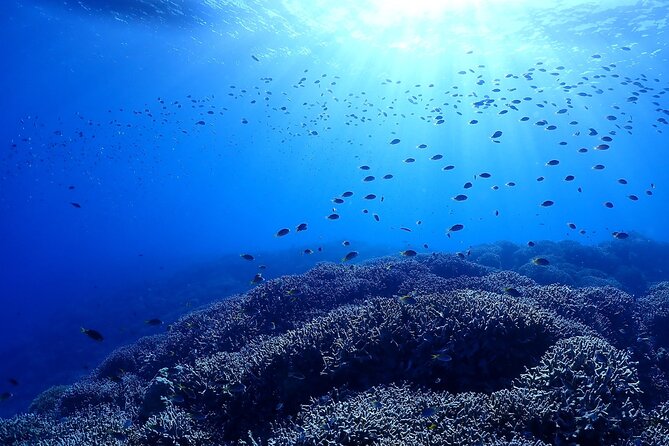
[2,240,669,445]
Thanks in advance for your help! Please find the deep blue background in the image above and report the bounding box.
[1,0,667,417]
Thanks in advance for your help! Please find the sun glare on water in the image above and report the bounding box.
[281,0,639,55]
[280,0,542,55]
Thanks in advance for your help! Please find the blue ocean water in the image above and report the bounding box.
[0,0,667,428]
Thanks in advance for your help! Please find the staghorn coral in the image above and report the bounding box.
[2,254,669,444]
[514,336,643,444]
[27,385,69,415]
[638,400,669,445]
[262,384,550,446]
[0,404,132,446]
[520,285,637,348]
[133,287,589,442]
[638,283,669,350]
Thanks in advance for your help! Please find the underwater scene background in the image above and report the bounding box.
[1,0,669,443]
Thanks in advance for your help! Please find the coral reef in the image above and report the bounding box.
[2,252,669,445]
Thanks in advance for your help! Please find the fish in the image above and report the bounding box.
[527,241,535,247]
[81,327,104,342]
[546,159,560,166]
[603,201,614,208]
[478,172,491,178]
[592,164,606,170]
[250,273,264,284]
[363,194,376,200]
[383,174,394,179]
[342,251,359,262]
[491,130,503,139]
[504,287,522,297]
[303,249,314,255]
[145,318,163,326]
[8,378,19,386]
[342,240,350,246]
[567,223,577,230]
[540,200,554,207]
[240,254,254,261]
[397,293,417,305]
[532,258,550,266]
[431,352,452,362]
[404,158,415,163]
[251,55,260,62]
[296,223,308,232]
[70,202,82,208]
[612,231,629,239]
[463,182,473,189]
[363,175,375,182]
[342,191,354,197]
[359,165,371,170]
[448,224,464,232]
[390,138,401,145]
[275,228,290,237]
[453,194,468,201]
[286,289,303,297]
[327,213,340,220]
[400,249,417,257]
[0,392,13,401]
[430,154,443,160]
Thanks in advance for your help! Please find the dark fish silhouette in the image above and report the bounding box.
[342,251,358,262]
[81,327,103,342]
